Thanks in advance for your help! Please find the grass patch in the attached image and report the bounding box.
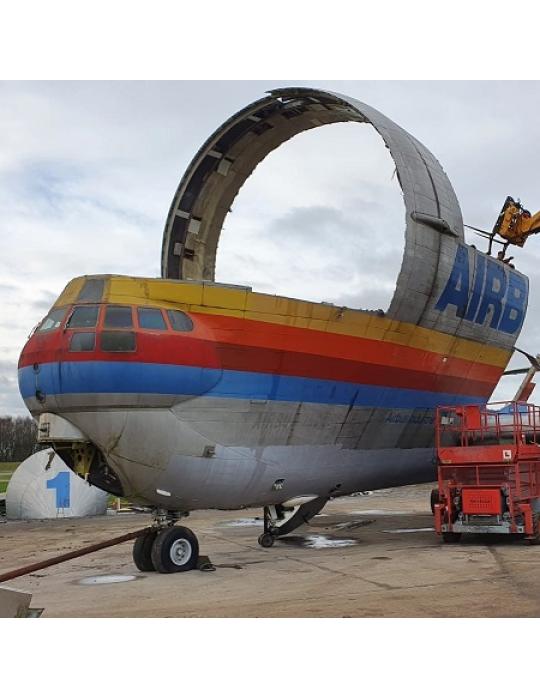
[0,462,20,494]
[0,462,19,474]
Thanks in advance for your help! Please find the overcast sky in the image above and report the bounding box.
[1,80,540,415]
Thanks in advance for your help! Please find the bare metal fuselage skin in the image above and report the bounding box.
[17,88,529,512]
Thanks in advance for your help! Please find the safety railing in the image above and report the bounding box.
[436,401,540,449]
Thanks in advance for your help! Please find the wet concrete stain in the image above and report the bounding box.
[217,518,263,528]
[77,574,140,585]
[333,519,375,531]
[279,534,358,549]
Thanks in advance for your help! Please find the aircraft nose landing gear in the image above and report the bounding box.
[257,497,328,548]
[258,532,275,548]
[132,510,199,574]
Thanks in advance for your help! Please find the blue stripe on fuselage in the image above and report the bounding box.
[18,361,486,409]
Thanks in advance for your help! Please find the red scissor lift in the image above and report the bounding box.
[434,401,540,543]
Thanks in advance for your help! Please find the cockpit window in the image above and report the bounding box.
[167,309,194,332]
[101,331,136,352]
[37,308,67,333]
[69,332,96,352]
[104,305,133,328]
[67,305,99,328]
[138,307,167,330]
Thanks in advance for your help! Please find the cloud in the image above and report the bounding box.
[216,120,405,309]
[0,358,21,415]
[32,294,55,307]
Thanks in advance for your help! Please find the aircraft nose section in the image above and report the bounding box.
[18,323,63,415]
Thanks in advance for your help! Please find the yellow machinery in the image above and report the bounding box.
[492,196,540,253]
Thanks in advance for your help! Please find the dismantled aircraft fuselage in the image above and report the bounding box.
[18,88,528,519]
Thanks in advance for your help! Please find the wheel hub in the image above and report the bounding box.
[169,538,192,566]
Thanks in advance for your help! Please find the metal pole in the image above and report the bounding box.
[0,526,152,584]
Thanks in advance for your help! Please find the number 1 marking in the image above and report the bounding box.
[46,471,71,508]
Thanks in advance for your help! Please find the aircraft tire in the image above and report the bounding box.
[258,533,275,548]
[151,525,199,573]
[430,488,439,515]
[132,531,157,571]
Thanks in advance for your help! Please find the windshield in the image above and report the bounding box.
[37,307,67,333]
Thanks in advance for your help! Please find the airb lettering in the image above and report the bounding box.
[474,258,506,329]
[435,244,528,334]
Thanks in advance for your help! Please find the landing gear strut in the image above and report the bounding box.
[132,509,199,573]
[257,498,328,548]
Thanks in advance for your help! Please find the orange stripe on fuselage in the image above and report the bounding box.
[195,313,504,388]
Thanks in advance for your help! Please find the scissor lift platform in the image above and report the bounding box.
[434,402,540,543]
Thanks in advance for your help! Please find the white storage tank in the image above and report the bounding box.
[6,450,108,520]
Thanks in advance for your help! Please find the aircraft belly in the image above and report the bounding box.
[65,398,436,510]
[172,397,436,450]
[160,444,435,511]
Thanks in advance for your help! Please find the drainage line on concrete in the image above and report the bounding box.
[0,527,153,584]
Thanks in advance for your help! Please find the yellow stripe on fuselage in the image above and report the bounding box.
[54,275,512,369]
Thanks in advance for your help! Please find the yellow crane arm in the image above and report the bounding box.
[520,209,540,235]
[493,196,540,247]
